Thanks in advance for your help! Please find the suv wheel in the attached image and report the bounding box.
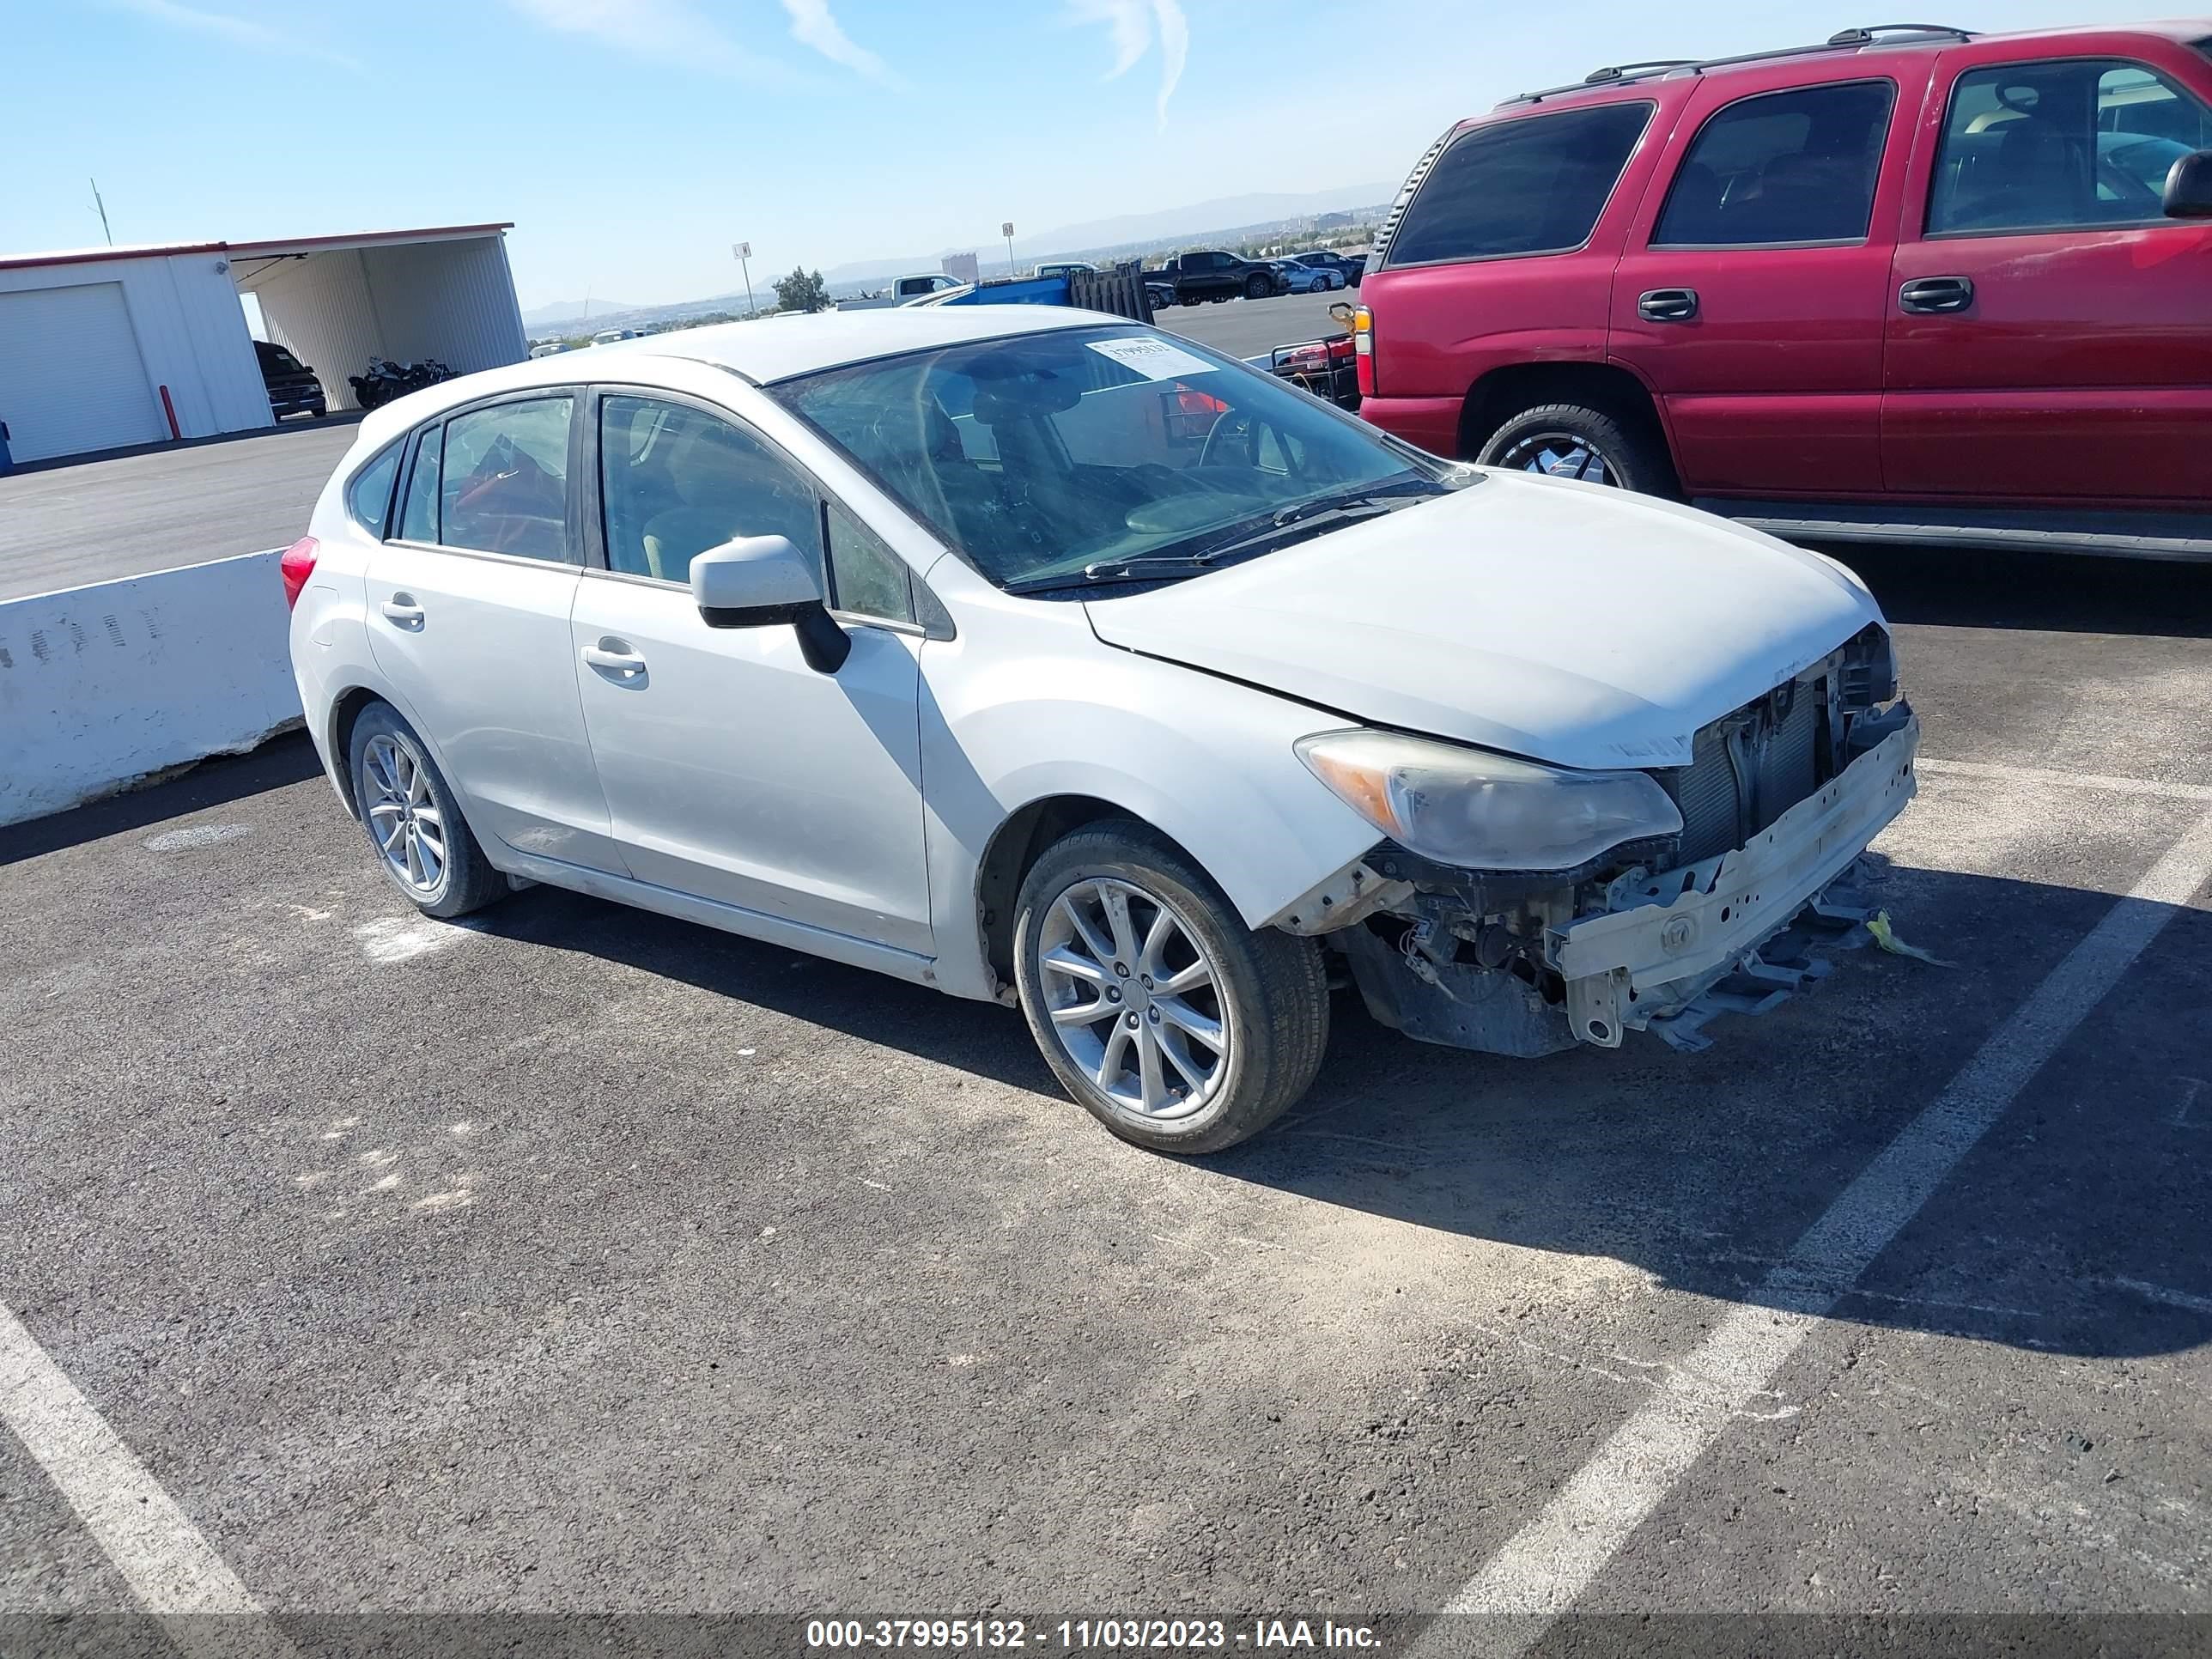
[1014,822,1329,1155]
[1479,402,1672,495]
[348,702,507,920]
[1246,273,1272,300]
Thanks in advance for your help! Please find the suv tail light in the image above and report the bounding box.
[1352,305,1376,398]
[279,536,319,609]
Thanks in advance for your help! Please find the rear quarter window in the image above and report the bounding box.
[345,443,403,538]
[1385,100,1654,267]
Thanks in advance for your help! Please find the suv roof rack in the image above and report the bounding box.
[1501,22,1974,106]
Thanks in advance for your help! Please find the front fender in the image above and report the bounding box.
[916,616,1378,1000]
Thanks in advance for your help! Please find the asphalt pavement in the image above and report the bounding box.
[1157,289,1352,360]
[3,543,2209,1654]
[0,418,360,602]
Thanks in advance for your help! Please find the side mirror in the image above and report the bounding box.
[2165,149,2212,220]
[690,534,849,672]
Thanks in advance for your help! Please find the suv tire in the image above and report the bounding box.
[1013,821,1329,1155]
[1478,402,1674,496]
[1246,273,1272,300]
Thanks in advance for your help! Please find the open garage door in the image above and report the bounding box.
[0,283,167,463]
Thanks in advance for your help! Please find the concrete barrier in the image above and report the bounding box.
[0,551,301,827]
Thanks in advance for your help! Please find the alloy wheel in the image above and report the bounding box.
[362,732,447,894]
[1496,430,1620,486]
[1036,878,1230,1122]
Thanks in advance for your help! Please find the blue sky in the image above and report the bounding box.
[0,0,2168,309]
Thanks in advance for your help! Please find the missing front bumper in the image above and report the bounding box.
[1553,716,1919,1048]
[1332,714,1920,1060]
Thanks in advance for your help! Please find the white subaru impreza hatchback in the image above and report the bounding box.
[286,306,1917,1153]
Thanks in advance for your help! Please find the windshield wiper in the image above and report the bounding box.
[1006,553,1227,592]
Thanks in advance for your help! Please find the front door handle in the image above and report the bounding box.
[581,640,647,683]
[1899,275,1975,314]
[380,595,424,629]
[1638,287,1699,323]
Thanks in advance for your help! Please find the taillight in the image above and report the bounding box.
[1352,305,1376,398]
[279,536,319,609]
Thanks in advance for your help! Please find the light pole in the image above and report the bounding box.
[732,241,757,317]
[1002,222,1016,278]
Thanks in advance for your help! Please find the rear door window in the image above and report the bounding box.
[439,396,574,562]
[1385,101,1654,267]
[1653,81,1897,246]
[398,423,442,544]
[1929,58,2212,234]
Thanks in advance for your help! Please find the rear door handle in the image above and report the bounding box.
[1638,287,1698,322]
[581,640,647,683]
[380,595,424,629]
[1899,275,1974,314]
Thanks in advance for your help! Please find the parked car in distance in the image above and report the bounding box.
[838,273,966,310]
[287,307,1917,1154]
[1288,250,1364,288]
[256,340,325,421]
[529,343,569,359]
[1152,250,1283,303]
[1036,261,1100,282]
[592,328,643,346]
[1355,21,2212,558]
[1267,258,1342,293]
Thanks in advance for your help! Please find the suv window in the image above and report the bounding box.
[1929,58,2212,234]
[438,397,574,562]
[1654,81,1896,246]
[599,395,823,585]
[1387,101,1653,266]
[346,443,403,538]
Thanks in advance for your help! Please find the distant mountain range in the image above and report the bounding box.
[820,182,1396,287]
[520,298,646,329]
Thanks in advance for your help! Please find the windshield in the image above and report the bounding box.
[768,325,1462,592]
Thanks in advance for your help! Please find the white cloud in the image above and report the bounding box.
[507,0,793,82]
[1070,0,1189,129]
[108,0,361,70]
[779,0,894,83]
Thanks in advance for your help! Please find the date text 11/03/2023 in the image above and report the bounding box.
[805,1619,1383,1650]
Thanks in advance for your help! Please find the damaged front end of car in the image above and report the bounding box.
[1274,626,1918,1058]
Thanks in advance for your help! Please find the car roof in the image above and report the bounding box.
[1491,19,2212,110]
[351,304,1137,446]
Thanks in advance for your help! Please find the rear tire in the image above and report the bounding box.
[1476,400,1674,496]
[1014,821,1328,1155]
[347,702,507,920]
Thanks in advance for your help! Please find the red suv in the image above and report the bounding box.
[1354,21,2212,557]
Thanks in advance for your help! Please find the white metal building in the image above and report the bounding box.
[0,223,526,466]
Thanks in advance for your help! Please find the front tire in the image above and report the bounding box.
[1014,822,1328,1155]
[1476,400,1674,496]
[347,702,507,920]
[1247,275,1272,300]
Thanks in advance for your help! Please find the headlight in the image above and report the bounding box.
[1296,729,1683,872]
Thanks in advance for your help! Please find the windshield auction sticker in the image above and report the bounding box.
[1086,337,1218,381]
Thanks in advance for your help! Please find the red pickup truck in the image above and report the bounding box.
[1353,21,2212,558]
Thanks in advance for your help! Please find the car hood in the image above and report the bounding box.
[1081,472,1885,770]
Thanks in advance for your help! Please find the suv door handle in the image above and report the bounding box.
[581,641,647,683]
[1638,288,1698,322]
[380,595,424,629]
[1899,275,1974,314]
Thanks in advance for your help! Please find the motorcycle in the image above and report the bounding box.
[348,356,455,411]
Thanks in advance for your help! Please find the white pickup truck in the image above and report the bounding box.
[836,273,966,311]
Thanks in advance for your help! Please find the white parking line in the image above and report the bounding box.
[1438,804,2212,1643]
[1917,757,2212,802]
[0,1299,296,1656]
